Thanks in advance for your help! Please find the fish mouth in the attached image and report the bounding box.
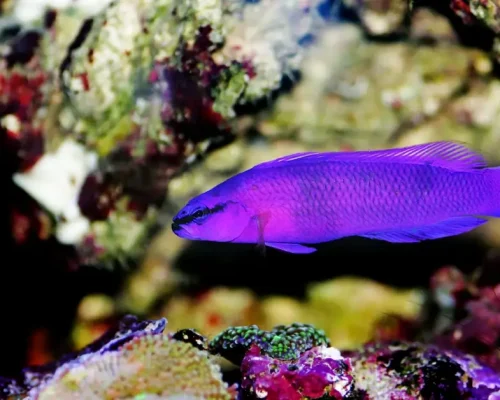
[172,222,191,239]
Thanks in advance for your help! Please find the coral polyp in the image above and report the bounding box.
[240,345,357,400]
[32,332,235,400]
[209,323,330,365]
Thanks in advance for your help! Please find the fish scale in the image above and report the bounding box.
[237,161,488,240]
[172,141,500,254]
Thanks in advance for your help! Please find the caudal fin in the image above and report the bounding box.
[486,166,500,217]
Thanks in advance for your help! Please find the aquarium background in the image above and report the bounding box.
[2,0,500,398]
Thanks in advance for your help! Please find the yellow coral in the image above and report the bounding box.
[34,334,235,400]
[306,276,424,349]
[161,287,260,338]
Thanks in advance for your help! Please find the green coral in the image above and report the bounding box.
[60,0,322,154]
[212,63,248,118]
[33,333,235,400]
[208,323,330,365]
[61,0,158,141]
[85,198,158,267]
[173,0,240,45]
[59,0,242,152]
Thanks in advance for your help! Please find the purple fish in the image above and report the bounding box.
[172,141,500,254]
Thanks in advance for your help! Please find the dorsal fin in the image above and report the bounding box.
[252,141,487,172]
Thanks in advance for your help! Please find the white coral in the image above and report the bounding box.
[221,0,327,101]
[12,138,98,245]
[62,0,145,118]
[13,0,113,23]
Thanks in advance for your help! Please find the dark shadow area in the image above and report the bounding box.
[0,182,127,376]
[173,234,490,298]
[412,0,495,52]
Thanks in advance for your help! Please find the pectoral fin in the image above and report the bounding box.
[254,213,271,256]
[266,242,317,254]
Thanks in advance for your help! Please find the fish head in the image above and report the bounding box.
[172,196,251,242]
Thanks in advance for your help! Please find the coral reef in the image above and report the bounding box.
[0,25,55,250]
[32,332,235,399]
[366,264,500,375]
[450,0,500,33]
[23,315,167,390]
[8,315,500,400]
[209,323,330,364]
[4,0,500,266]
[426,266,500,372]
[0,315,236,399]
[254,20,494,150]
[240,345,357,400]
[306,277,423,349]
[5,0,500,398]
[71,277,420,352]
[448,0,500,62]
[239,339,500,399]
[347,341,500,399]
[3,0,328,267]
[159,287,261,340]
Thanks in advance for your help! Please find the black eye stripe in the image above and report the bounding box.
[174,203,226,225]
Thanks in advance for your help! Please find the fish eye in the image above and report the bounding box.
[191,206,210,221]
[193,210,204,219]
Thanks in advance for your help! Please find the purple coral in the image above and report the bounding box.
[1,315,500,400]
[426,266,500,372]
[240,344,357,400]
[0,376,24,398]
[347,341,500,399]
[222,323,500,399]
[0,29,46,174]
[155,26,232,142]
[0,28,51,246]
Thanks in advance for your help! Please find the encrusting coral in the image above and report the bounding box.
[32,333,235,399]
[240,345,357,400]
[2,315,500,399]
[3,0,328,267]
[0,315,236,399]
[426,266,500,373]
[208,323,331,364]
[347,341,500,399]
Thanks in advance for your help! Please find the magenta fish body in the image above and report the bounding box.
[172,141,500,254]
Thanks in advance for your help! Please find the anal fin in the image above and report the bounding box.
[359,216,487,243]
[266,242,317,254]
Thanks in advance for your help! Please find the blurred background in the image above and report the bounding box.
[1,0,500,381]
